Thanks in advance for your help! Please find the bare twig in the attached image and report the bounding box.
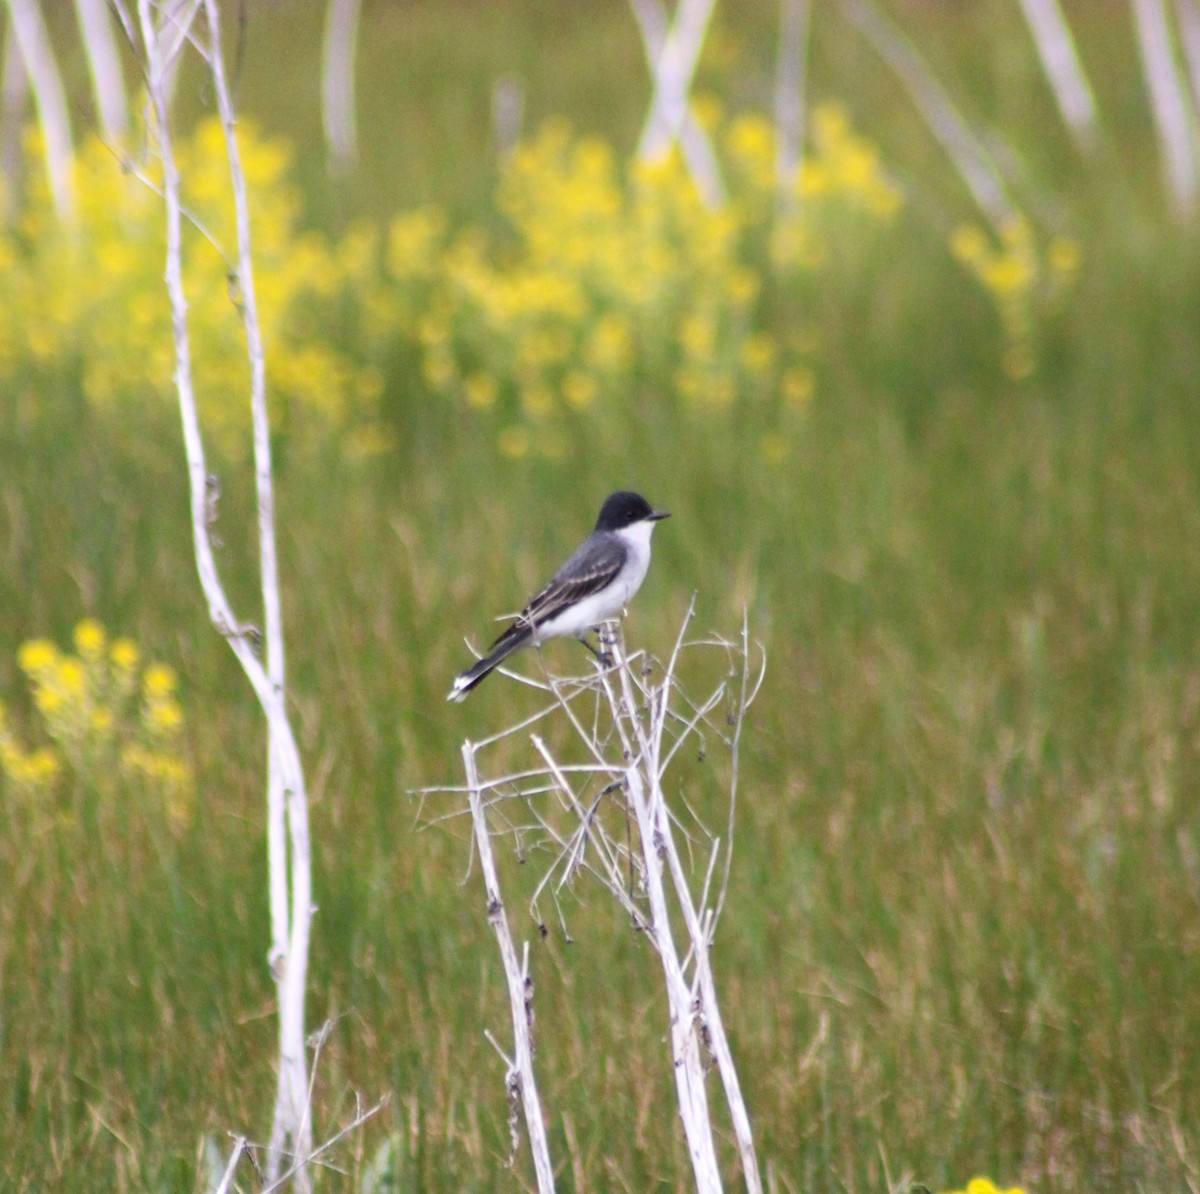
[260,1096,389,1194]
[212,1136,247,1194]
[608,628,762,1193]
[463,741,556,1193]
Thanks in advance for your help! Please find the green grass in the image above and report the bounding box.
[4,3,1200,1191]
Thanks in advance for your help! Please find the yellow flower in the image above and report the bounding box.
[681,313,717,360]
[562,370,598,410]
[1,743,60,790]
[143,663,178,698]
[981,254,1035,298]
[56,659,86,696]
[28,746,61,784]
[111,638,139,671]
[147,700,184,735]
[497,426,531,459]
[940,1178,1026,1194]
[798,160,832,199]
[585,314,632,373]
[741,333,776,375]
[464,372,498,411]
[950,224,989,265]
[35,687,64,715]
[73,618,106,658]
[17,639,58,676]
[782,366,816,410]
[728,269,759,306]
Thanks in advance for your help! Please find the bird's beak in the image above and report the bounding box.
[649,510,671,521]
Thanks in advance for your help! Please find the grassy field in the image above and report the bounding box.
[3,1,1200,1190]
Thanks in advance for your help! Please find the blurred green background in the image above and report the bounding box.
[2,1,1199,1190]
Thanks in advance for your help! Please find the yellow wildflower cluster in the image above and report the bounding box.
[0,120,385,455]
[383,104,901,459]
[951,216,1080,380]
[941,1179,1025,1194]
[0,701,60,795]
[768,101,905,269]
[800,103,904,218]
[2,620,193,827]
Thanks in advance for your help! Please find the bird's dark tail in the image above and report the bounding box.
[447,626,533,702]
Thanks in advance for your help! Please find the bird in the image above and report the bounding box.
[448,490,670,701]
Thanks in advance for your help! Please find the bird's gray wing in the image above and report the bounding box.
[487,535,625,648]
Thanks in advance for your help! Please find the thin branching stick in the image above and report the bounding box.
[599,646,723,1191]
[610,631,763,1193]
[260,1096,389,1194]
[212,1136,247,1194]
[463,742,556,1193]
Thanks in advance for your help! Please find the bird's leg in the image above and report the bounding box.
[578,629,614,668]
[595,621,619,666]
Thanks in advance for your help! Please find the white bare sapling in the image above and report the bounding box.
[116,2,382,1187]
[436,607,766,1192]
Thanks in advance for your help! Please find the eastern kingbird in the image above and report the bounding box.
[448,490,670,701]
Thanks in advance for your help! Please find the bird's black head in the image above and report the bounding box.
[594,490,670,532]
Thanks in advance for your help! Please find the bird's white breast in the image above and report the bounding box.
[533,520,657,643]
